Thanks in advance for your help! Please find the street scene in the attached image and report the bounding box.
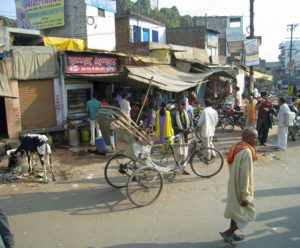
[1,0,300,248]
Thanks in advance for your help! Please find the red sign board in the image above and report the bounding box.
[66,55,120,74]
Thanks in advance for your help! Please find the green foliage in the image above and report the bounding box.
[116,0,189,28]
[180,15,193,28]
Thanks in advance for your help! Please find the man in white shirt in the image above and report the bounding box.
[275,97,290,151]
[253,87,260,99]
[120,93,131,119]
[197,99,219,149]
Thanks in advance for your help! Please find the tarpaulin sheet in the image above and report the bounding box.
[126,65,223,92]
[0,61,15,98]
[12,46,58,80]
[43,36,86,51]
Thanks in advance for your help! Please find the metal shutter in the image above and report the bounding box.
[18,79,56,130]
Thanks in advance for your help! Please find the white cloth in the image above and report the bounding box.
[276,126,288,150]
[253,88,260,98]
[236,92,243,107]
[120,98,131,118]
[197,106,218,138]
[90,120,101,146]
[278,103,290,127]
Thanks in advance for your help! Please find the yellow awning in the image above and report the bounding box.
[244,67,273,81]
[43,36,86,51]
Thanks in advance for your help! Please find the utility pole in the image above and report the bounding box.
[287,23,299,80]
[249,0,255,94]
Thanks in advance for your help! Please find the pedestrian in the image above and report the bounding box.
[256,91,273,146]
[197,99,218,149]
[87,92,102,146]
[274,97,290,151]
[220,127,258,245]
[188,88,197,107]
[234,87,242,111]
[0,207,15,248]
[172,100,192,175]
[156,102,174,153]
[130,101,140,121]
[224,92,235,109]
[243,94,257,128]
[253,86,260,99]
[120,93,131,119]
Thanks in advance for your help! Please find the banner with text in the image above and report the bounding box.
[16,0,65,29]
[244,39,260,66]
[65,54,120,74]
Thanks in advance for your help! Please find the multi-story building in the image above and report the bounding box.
[194,16,244,58]
[278,40,300,76]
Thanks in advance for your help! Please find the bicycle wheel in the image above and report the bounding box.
[104,153,137,188]
[219,116,234,132]
[190,147,224,178]
[127,166,163,207]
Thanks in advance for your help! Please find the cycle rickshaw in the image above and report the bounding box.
[97,106,224,207]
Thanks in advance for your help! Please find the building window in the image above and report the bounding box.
[143,28,150,42]
[152,30,159,42]
[229,17,241,28]
[98,9,105,17]
[133,25,141,42]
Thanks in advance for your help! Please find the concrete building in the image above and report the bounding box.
[278,40,300,76]
[17,0,117,51]
[194,16,244,58]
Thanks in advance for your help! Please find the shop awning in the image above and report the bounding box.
[126,65,232,92]
[0,61,16,98]
[244,67,273,81]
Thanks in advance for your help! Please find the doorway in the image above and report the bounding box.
[0,97,8,138]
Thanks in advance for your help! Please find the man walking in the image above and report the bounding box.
[274,97,290,151]
[120,93,131,119]
[220,128,258,245]
[197,99,218,149]
[87,92,102,146]
[256,92,272,146]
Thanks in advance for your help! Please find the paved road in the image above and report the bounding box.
[1,128,300,248]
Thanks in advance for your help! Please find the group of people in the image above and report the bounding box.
[156,98,218,174]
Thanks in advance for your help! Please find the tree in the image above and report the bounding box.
[134,0,152,16]
[180,15,193,28]
[116,0,134,16]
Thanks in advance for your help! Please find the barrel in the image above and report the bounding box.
[68,129,79,146]
[81,128,90,142]
[95,137,106,153]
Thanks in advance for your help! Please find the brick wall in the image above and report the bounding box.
[115,17,150,56]
[166,27,206,49]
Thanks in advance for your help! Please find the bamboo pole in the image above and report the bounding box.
[136,76,153,124]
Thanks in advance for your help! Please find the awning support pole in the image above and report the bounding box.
[136,76,153,124]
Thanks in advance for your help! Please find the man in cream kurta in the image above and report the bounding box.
[275,97,290,151]
[220,128,258,245]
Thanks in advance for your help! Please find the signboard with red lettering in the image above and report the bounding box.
[65,54,120,74]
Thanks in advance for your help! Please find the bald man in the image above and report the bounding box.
[220,128,259,245]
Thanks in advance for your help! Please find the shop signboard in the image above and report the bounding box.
[65,54,120,74]
[244,38,259,66]
[16,0,65,29]
[85,0,116,13]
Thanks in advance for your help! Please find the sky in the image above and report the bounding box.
[1,0,300,62]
